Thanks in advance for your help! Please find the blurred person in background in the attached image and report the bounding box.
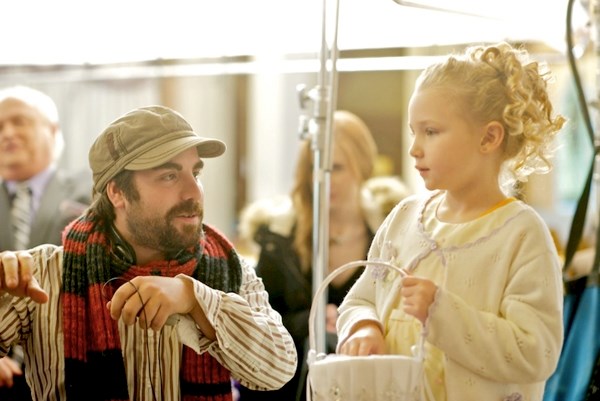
[0,86,91,401]
[236,110,411,401]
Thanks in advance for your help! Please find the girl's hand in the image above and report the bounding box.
[338,321,385,356]
[325,303,338,334]
[400,275,437,324]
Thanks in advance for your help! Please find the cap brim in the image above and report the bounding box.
[125,136,226,171]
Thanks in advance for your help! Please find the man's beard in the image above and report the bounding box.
[126,199,204,253]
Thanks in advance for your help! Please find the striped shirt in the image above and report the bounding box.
[0,245,297,401]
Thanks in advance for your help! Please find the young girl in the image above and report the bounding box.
[336,42,566,401]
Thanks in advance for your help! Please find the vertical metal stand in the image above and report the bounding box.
[297,0,340,355]
[593,0,600,220]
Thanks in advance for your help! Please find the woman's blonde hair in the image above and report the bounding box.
[291,110,378,272]
[415,42,566,193]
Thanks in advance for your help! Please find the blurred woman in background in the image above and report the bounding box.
[236,110,410,401]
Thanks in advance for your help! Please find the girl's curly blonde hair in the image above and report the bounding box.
[415,42,566,193]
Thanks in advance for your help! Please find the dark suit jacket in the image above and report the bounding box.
[0,168,91,401]
[0,169,92,250]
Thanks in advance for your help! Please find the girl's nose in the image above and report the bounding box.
[409,138,422,158]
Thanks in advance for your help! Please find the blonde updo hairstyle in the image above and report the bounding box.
[415,42,566,193]
[291,110,378,272]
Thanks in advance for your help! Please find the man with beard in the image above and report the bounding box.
[0,105,297,401]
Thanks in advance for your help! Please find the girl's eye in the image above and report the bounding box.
[425,128,437,136]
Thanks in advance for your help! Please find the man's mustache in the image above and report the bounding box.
[167,199,202,218]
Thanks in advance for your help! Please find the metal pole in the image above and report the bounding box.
[593,0,600,210]
[297,0,340,355]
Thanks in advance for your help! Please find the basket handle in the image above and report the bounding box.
[308,260,408,353]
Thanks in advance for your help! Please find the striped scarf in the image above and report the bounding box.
[61,212,243,401]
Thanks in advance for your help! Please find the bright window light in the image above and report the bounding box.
[0,0,569,65]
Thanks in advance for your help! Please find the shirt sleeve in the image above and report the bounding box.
[0,246,60,355]
[175,257,297,390]
[0,293,22,355]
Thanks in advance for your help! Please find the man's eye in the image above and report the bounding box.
[12,116,28,127]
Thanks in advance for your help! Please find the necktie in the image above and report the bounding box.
[11,183,32,250]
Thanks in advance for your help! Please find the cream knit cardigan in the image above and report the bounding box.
[337,190,564,401]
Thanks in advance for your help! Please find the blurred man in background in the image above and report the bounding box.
[0,86,91,400]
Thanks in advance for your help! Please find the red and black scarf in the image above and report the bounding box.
[61,212,243,401]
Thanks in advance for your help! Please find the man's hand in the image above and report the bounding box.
[0,251,48,304]
[107,275,214,337]
[0,356,21,388]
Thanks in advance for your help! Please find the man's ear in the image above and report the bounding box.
[480,121,505,153]
[48,123,60,149]
[49,122,59,137]
[106,181,125,208]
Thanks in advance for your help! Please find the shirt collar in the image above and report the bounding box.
[5,164,56,201]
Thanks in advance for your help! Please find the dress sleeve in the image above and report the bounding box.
[336,218,391,351]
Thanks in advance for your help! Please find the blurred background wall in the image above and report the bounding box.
[0,0,590,247]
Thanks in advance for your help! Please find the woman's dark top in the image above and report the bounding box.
[237,223,372,401]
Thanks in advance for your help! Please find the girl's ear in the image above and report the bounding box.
[106,181,125,208]
[480,121,504,153]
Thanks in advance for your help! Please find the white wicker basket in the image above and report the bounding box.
[306,260,425,401]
